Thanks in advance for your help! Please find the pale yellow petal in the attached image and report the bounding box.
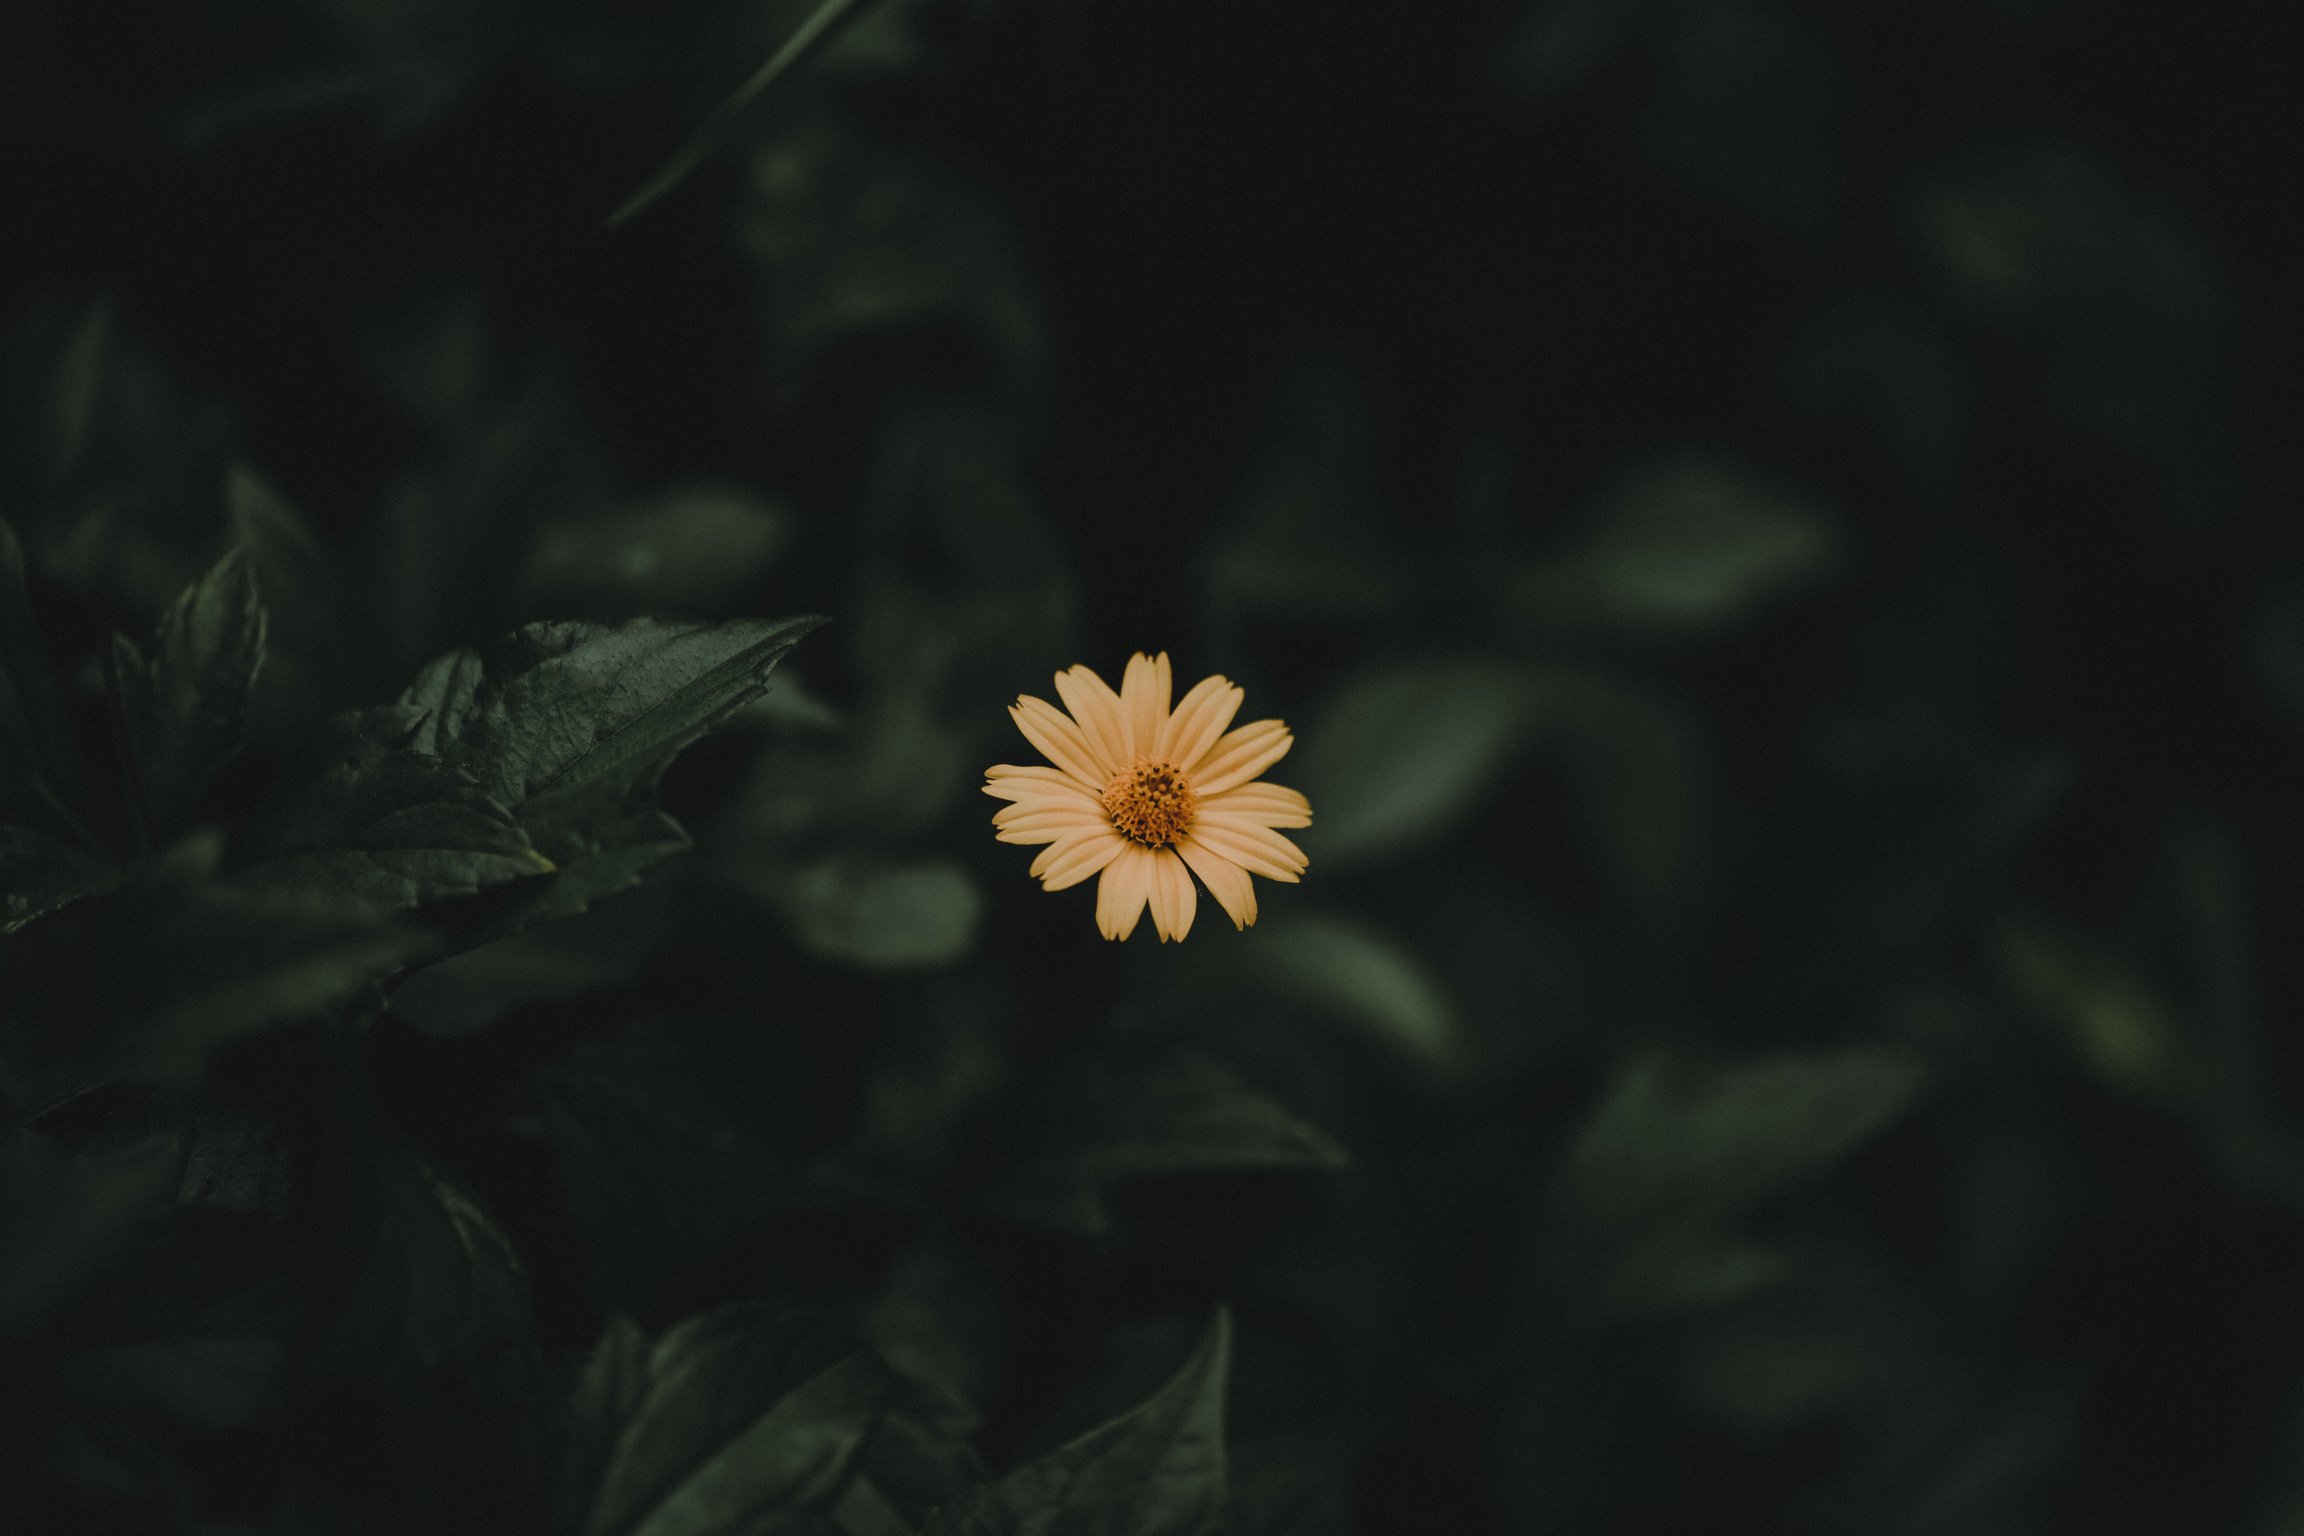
[1053,666,1128,776]
[1011,697,1108,786]
[1095,843,1156,939]
[992,803,1108,830]
[1159,674,1243,768]
[1200,781,1312,828]
[1038,831,1125,890]
[1119,652,1172,762]
[1175,833,1257,930]
[986,775,1102,811]
[1186,820,1304,882]
[995,807,1110,844]
[1146,847,1196,942]
[1190,719,1293,795]
[987,763,1094,788]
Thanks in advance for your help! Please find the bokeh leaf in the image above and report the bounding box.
[1295,662,1527,868]
[572,1304,891,1536]
[922,1310,1230,1536]
[108,549,268,841]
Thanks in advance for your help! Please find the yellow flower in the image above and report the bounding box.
[984,653,1311,941]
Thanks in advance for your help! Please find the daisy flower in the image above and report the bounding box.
[984,653,1311,941]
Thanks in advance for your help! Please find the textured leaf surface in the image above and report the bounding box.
[238,750,549,913]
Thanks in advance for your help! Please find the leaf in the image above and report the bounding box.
[1295,661,1527,867]
[1543,1050,1925,1320]
[109,549,268,840]
[609,0,887,227]
[560,1317,653,1533]
[571,1305,891,1536]
[773,859,982,970]
[361,1149,532,1374]
[414,616,825,813]
[992,1055,1347,1236]
[1240,914,1463,1076]
[1516,458,1838,634]
[389,616,822,942]
[0,870,427,1118]
[237,749,551,914]
[922,1310,1230,1536]
[835,1373,986,1533]
[226,464,354,640]
[1562,1050,1923,1228]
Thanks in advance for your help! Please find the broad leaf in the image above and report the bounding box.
[108,549,268,840]
[1295,661,1527,868]
[772,858,982,971]
[1239,913,1464,1076]
[1542,1050,1926,1320]
[922,1311,1231,1536]
[238,749,550,915]
[414,616,824,813]
[568,1304,891,1536]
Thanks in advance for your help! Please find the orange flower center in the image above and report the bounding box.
[1102,759,1197,847]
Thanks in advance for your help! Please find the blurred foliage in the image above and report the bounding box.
[2,0,2296,1532]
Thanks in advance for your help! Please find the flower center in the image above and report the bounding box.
[1102,759,1197,847]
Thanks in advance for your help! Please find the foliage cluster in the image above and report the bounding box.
[3,0,2294,1532]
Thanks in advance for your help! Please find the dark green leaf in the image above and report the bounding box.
[1513,458,1838,635]
[571,1304,891,1536]
[356,1148,532,1374]
[772,858,982,971]
[1295,662,1526,868]
[423,616,823,813]
[922,1311,1230,1536]
[1543,1051,1926,1319]
[109,549,268,839]
[237,749,550,914]
[835,1372,986,1533]
[1235,913,1463,1076]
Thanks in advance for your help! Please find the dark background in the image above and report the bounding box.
[4,0,2301,1531]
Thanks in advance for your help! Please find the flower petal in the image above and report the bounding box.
[1120,652,1172,763]
[1011,697,1109,785]
[1147,847,1196,942]
[1096,843,1156,939]
[1200,781,1312,828]
[995,807,1111,844]
[1159,674,1243,769]
[1186,819,1305,882]
[1175,833,1257,929]
[1190,719,1294,795]
[1054,666,1129,776]
[1038,830,1125,890]
[986,775,1103,814]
